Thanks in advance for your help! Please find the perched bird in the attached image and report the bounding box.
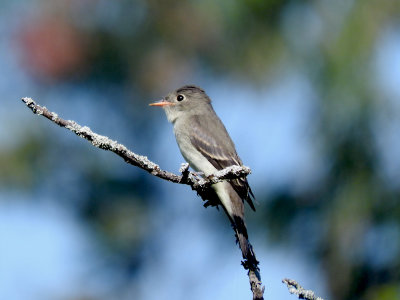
[150,85,258,269]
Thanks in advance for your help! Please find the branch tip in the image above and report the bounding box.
[282,278,324,300]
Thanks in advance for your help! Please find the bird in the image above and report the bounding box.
[149,85,258,270]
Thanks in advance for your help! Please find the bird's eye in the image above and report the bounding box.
[177,94,185,101]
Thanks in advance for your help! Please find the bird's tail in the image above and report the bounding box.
[214,182,259,270]
[232,215,259,270]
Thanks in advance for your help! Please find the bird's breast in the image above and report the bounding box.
[174,127,217,176]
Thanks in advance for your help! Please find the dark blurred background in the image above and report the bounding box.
[1,1,400,299]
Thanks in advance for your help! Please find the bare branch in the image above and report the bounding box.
[249,269,265,300]
[21,97,250,188]
[282,278,324,300]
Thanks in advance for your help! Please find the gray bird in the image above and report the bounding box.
[150,85,258,269]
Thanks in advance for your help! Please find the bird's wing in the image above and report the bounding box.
[189,114,255,211]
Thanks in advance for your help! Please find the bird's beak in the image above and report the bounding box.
[149,99,173,107]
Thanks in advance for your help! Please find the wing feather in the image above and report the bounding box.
[189,115,255,211]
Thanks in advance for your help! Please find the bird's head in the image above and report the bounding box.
[150,85,212,123]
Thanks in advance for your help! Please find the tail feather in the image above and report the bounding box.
[233,216,259,270]
[212,181,259,270]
